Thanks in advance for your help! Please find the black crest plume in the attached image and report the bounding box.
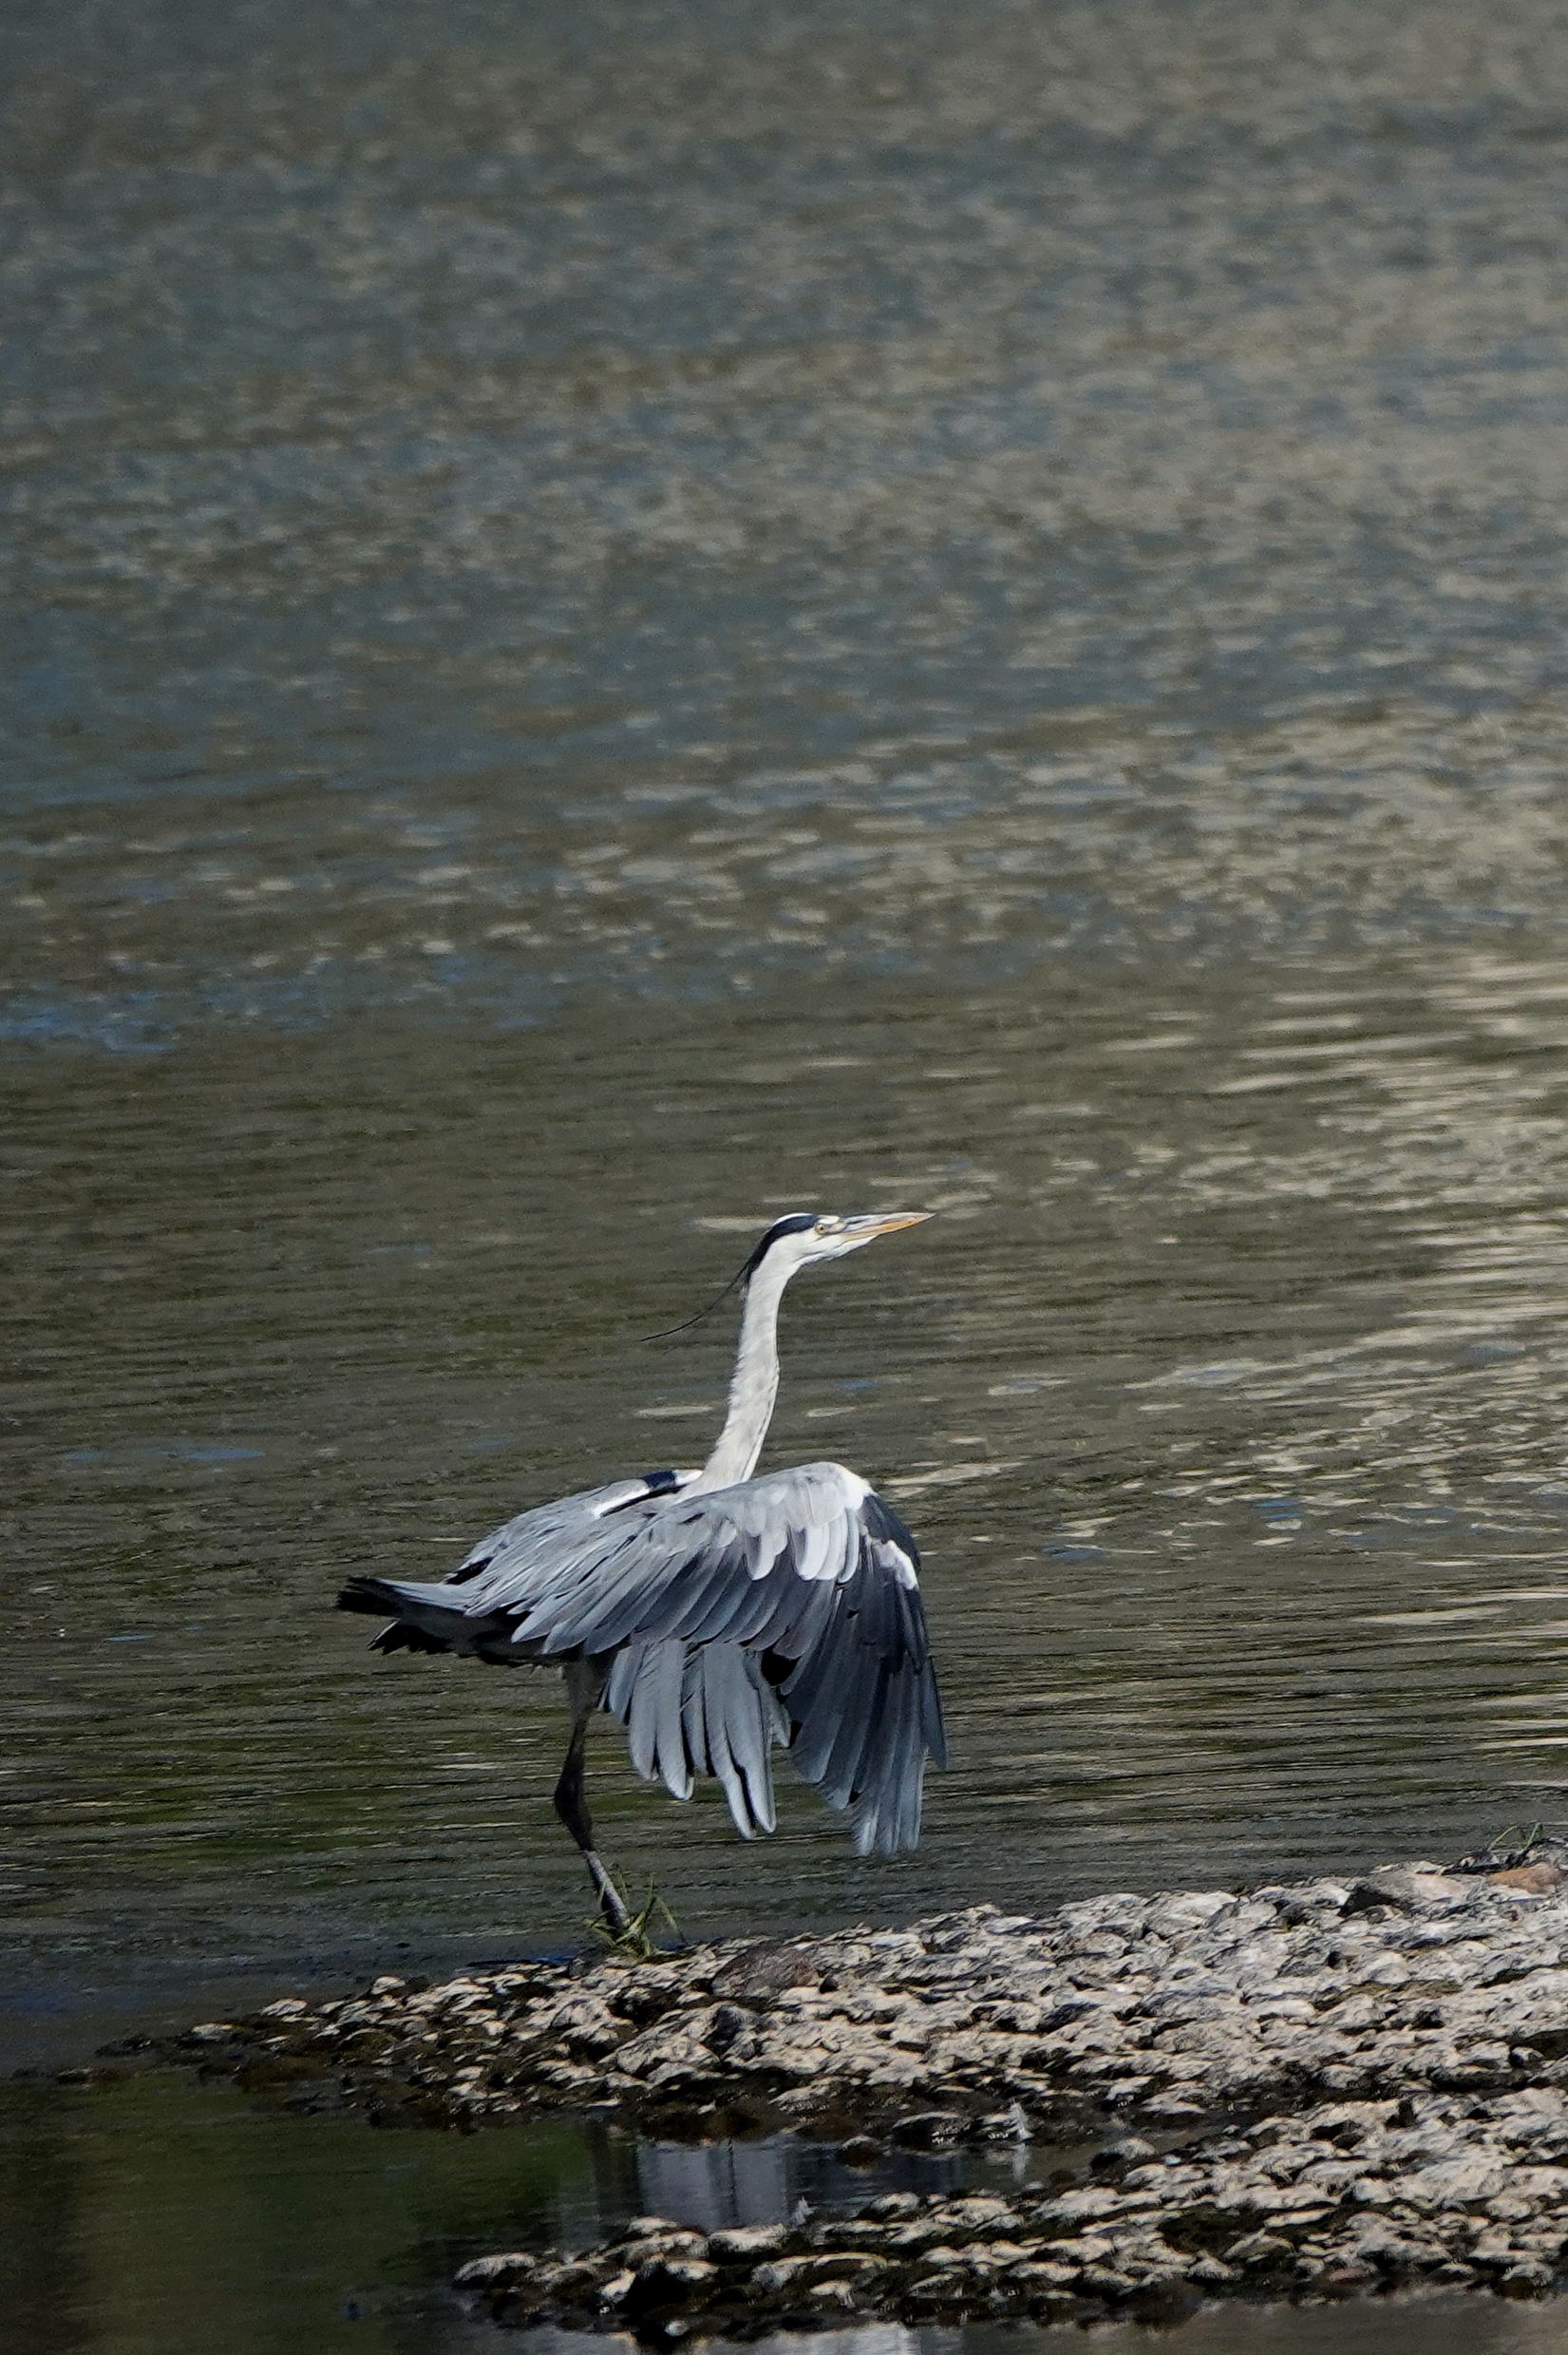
[642,1214,818,1343]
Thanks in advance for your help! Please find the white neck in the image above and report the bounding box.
[691,1255,793,1492]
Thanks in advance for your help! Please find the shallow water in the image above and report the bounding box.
[9,0,1568,2330]
[0,2070,992,2355]
[2,2070,1563,2355]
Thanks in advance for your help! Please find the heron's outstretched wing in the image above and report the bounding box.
[451,1466,703,1586]
[529,1462,945,1857]
[336,1466,702,1654]
[338,1462,945,1857]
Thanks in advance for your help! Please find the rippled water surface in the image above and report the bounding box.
[10,0,1568,2333]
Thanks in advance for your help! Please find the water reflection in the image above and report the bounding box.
[629,2136,973,2237]
[0,2072,989,2355]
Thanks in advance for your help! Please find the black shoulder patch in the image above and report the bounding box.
[602,1467,685,1517]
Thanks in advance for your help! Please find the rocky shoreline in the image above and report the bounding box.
[157,1848,1568,2329]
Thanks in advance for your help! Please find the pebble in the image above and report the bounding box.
[156,1846,1568,2325]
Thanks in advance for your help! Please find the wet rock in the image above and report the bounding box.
[1224,2229,1295,2272]
[455,2251,538,2290]
[1491,1867,1565,1897]
[706,2224,788,2263]
[155,1852,1568,2321]
[456,2072,1568,2333]
[1091,2135,1156,2177]
[888,2108,964,2147]
[708,1941,834,2002]
[746,2255,810,2294]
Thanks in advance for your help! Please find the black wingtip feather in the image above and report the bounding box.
[337,1579,394,1616]
[862,1490,921,1568]
[370,1622,452,1656]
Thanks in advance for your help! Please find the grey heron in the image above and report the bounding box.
[338,1211,945,1933]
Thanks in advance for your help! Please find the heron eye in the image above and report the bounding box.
[813,1217,833,1234]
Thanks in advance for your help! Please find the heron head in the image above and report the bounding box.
[744,1208,933,1281]
[644,1209,932,1342]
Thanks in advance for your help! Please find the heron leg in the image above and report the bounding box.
[556,1664,631,1935]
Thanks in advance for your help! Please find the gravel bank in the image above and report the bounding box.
[161,1851,1568,2325]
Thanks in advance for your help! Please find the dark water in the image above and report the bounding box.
[3,2069,1565,2355]
[0,2069,999,2355]
[9,0,1568,2341]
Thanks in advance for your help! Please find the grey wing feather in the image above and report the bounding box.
[453,1467,702,1587]
[522,1462,943,1857]
[338,1460,945,1857]
[336,1469,703,1656]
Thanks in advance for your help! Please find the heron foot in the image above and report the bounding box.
[583,1866,683,1962]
